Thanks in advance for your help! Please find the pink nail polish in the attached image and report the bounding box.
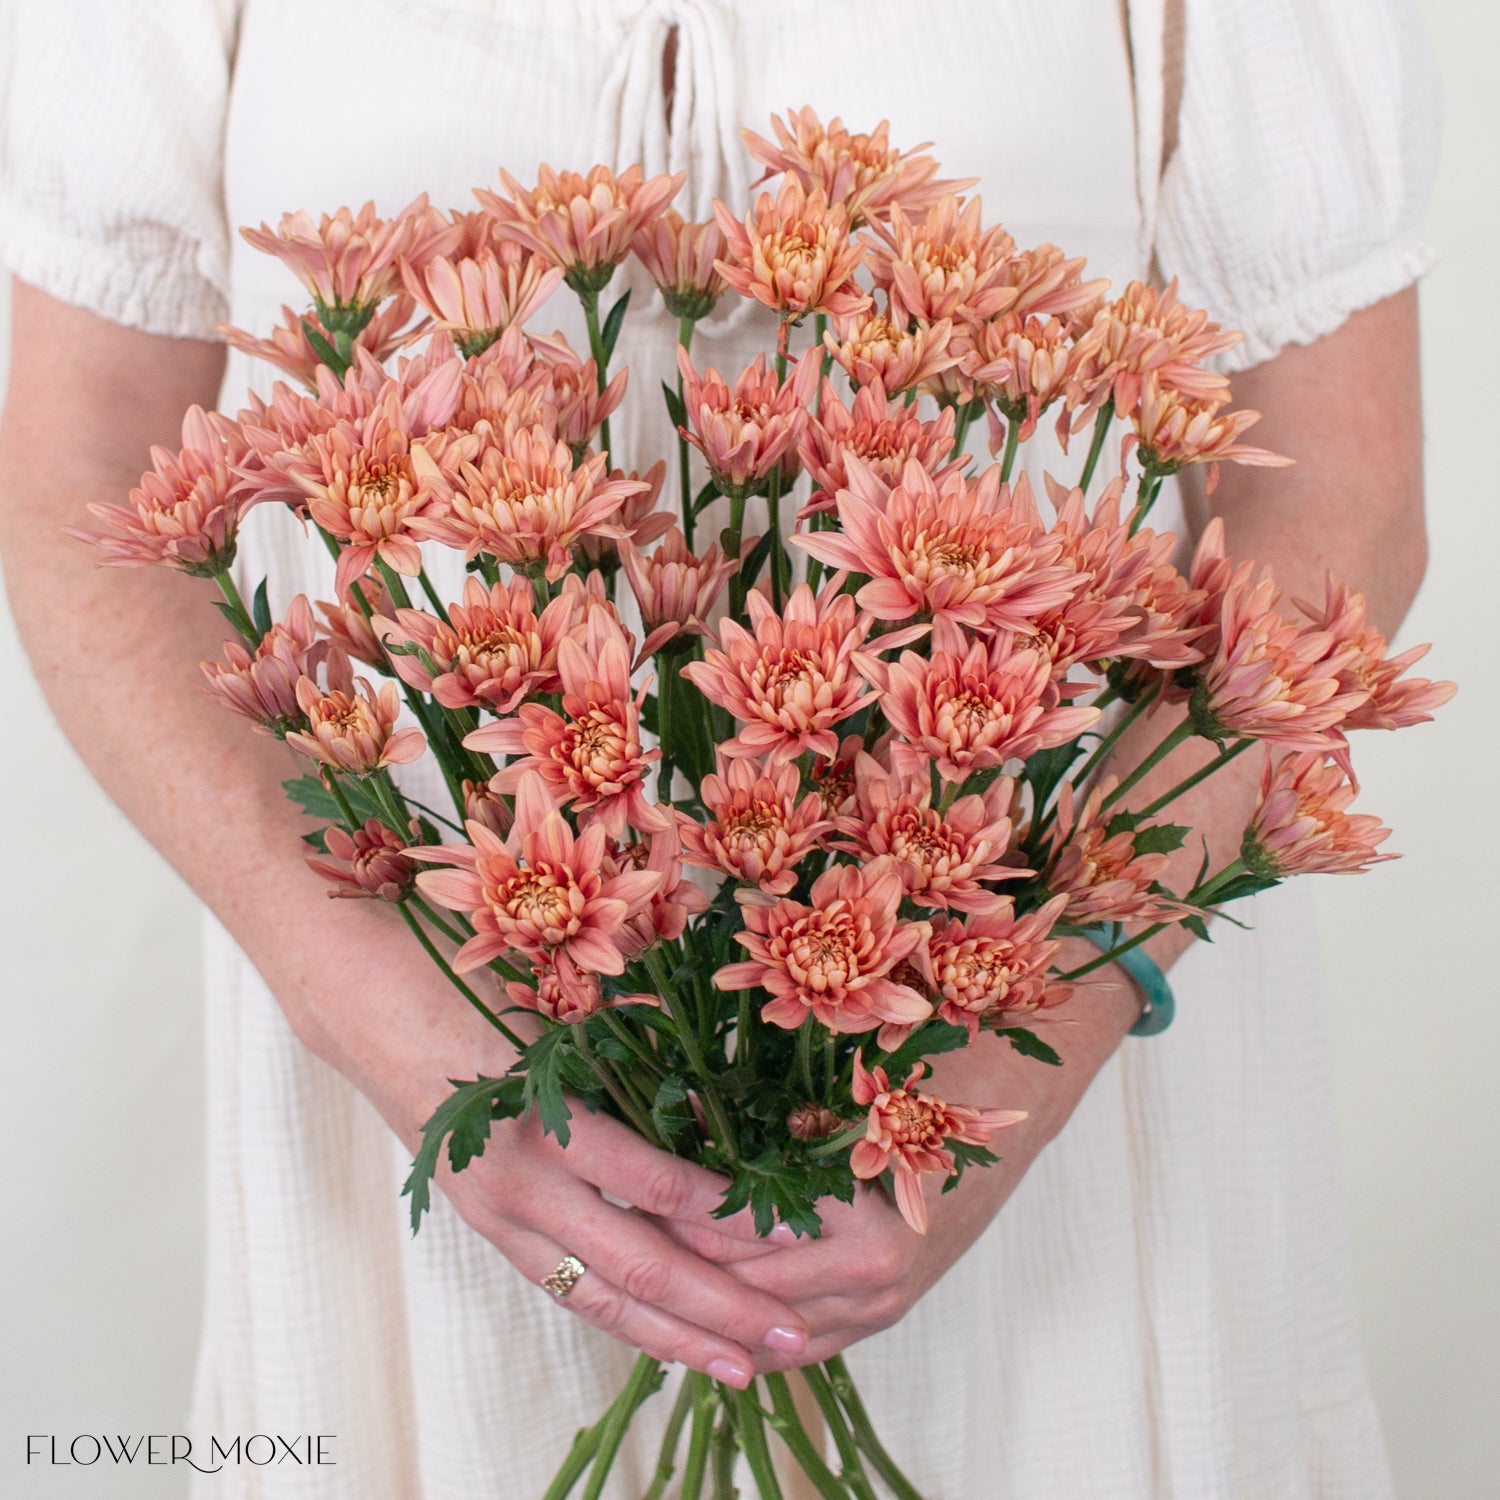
[763,1326,806,1355]
[769,1222,798,1246]
[705,1358,752,1389]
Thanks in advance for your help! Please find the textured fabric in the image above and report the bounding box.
[0,1,1441,1496]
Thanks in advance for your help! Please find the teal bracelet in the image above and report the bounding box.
[1076,925,1176,1036]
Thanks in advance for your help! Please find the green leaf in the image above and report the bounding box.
[1130,822,1190,857]
[1205,872,1281,905]
[401,1075,526,1231]
[600,288,632,364]
[1181,913,1211,943]
[640,690,660,736]
[250,578,273,639]
[650,1074,699,1151]
[1022,740,1086,808]
[281,772,384,829]
[940,1139,1000,1193]
[876,1019,971,1079]
[691,480,721,519]
[738,530,774,591]
[660,379,688,432]
[521,1027,579,1146]
[301,319,349,379]
[997,1027,1063,1067]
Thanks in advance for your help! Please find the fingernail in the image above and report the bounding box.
[763,1326,806,1355]
[706,1358,752,1389]
[769,1223,798,1246]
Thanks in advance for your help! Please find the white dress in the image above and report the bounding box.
[0,2,1441,1496]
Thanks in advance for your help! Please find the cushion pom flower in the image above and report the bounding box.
[924,895,1071,1038]
[315,575,398,669]
[467,608,670,838]
[412,772,661,975]
[832,754,1024,915]
[621,525,739,661]
[478,163,684,293]
[713,176,870,325]
[868,196,1018,326]
[631,211,729,321]
[221,297,417,388]
[505,951,658,1025]
[286,670,426,774]
[677,752,832,895]
[400,237,564,359]
[824,308,962,397]
[306,818,418,902]
[677,347,819,500]
[66,406,243,576]
[201,594,327,735]
[1132,372,1291,492]
[849,1055,1026,1234]
[857,635,1101,784]
[715,857,933,1039]
[1241,752,1395,878]
[604,829,711,958]
[792,459,1080,657]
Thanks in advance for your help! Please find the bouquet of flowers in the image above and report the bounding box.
[72,108,1454,1499]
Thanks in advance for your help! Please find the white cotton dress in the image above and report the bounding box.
[0,2,1441,1496]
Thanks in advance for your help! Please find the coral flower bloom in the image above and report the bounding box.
[715,857,934,1038]
[859,635,1101,784]
[409,425,646,580]
[478,163,684,292]
[604,829,712,958]
[744,108,976,227]
[414,773,662,975]
[1133,372,1290,491]
[620,526,738,661]
[677,346,820,499]
[631,211,729,320]
[314,575,398,670]
[221,296,417,388]
[683,581,887,764]
[306,818,418,903]
[68,406,242,576]
[286,672,426,774]
[798,379,963,517]
[870,196,1018,326]
[924,895,1071,1038]
[714,176,870,324]
[468,609,670,839]
[794,458,1079,657]
[401,238,564,358]
[202,595,326,734]
[504,951,658,1025]
[677,753,832,895]
[1243,752,1395,877]
[850,1055,1026,1233]
[529,338,630,453]
[832,754,1023,914]
[824,308,962,396]
[963,313,1080,441]
[578,462,673,569]
[376,574,573,713]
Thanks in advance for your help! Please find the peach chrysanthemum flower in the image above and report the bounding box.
[1242,751,1395,878]
[467,607,670,839]
[620,526,738,661]
[605,829,711,958]
[677,347,820,500]
[744,108,976,228]
[477,163,684,294]
[676,752,832,896]
[1299,579,1456,732]
[242,197,442,316]
[682,580,891,764]
[858,635,1101,784]
[306,818,418,903]
[286,672,426,774]
[401,238,564,359]
[315,576,398,670]
[713,176,870,327]
[408,425,646,580]
[793,458,1079,657]
[375,574,573,713]
[221,297,418,388]
[67,406,243,576]
[832,754,1023,915]
[1042,779,1190,925]
[869,196,1017,326]
[201,595,327,735]
[923,895,1071,1039]
[577,462,673,569]
[715,857,934,1040]
[824,308,962,396]
[787,1102,844,1143]
[798,379,963,518]
[505,951,659,1025]
[413,772,661,975]
[528,337,630,454]
[632,211,729,321]
[963,312,1082,442]
[462,776,513,839]
[1000,243,1110,322]
[808,734,866,819]
[850,1054,1026,1234]
[1132,373,1290,493]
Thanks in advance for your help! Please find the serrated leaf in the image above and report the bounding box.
[281,771,384,829]
[997,1027,1063,1066]
[1022,740,1086,808]
[401,1075,526,1231]
[600,288,632,363]
[876,1019,970,1078]
[660,379,688,431]
[1130,822,1190,857]
[1181,913,1211,942]
[521,1028,579,1146]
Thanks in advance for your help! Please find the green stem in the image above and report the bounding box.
[814,313,831,410]
[802,1365,877,1500]
[578,1353,664,1500]
[1129,467,1165,535]
[734,1386,785,1500]
[540,1422,605,1500]
[396,903,523,1047]
[1054,921,1166,983]
[214,572,260,646]
[763,1375,851,1499]
[678,315,697,548]
[318,767,362,831]
[574,1021,662,1145]
[1078,397,1115,493]
[415,567,448,619]
[407,892,473,950]
[1188,855,1252,908]
[1066,681,1161,797]
[642,1376,696,1500]
[797,1021,818,1098]
[998,412,1021,483]
[581,287,613,464]
[825,1356,926,1500]
[710,1399,739,1500]
[726,491,749,613]
[1135,736,1254,819]
[767,463,786,610]
[1098,716,1198,813]
[679,1375,718,1500]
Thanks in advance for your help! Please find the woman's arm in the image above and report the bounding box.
[0,282,812,1387]
[686,286,1431,1368]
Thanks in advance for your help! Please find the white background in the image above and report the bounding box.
[1,1,1496,1494]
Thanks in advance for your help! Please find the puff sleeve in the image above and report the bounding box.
[1153,0,1441,372]
[0,0,240,339]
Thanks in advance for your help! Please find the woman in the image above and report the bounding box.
[0,1,1438,1494]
